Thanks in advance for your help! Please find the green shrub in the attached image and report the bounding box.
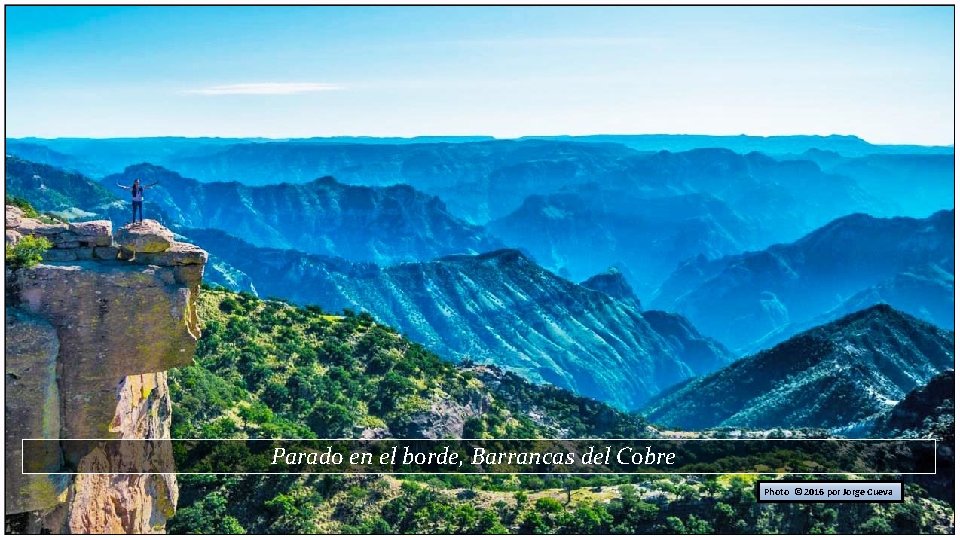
[859,515,893,534]
[218,296,243,314]
[6,235,52,268]
[535,497,564,513]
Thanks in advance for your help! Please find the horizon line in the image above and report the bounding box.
[4,133,955,148]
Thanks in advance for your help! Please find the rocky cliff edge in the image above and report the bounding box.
[5,207,207,533]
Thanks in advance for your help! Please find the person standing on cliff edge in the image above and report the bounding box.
[115,177,159,225]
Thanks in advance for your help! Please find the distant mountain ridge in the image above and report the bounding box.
[7,156,952,359]
[820,153,954,219]
[755,261,954,351]
[12,136,944,224]
[9,139,951,299]
[518,134,953,156]
[102,164,502,266]
[489,189,759,298]
[644,305,954,431]
[165,144,893,234]
[180,228,730,411]
[651,209,954,352]
[166,139,634,222]
[580,268,643,311]
[8,134,950,177]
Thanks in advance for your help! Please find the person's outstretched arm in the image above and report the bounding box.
[116,182,131,190]
[145,181,160,188]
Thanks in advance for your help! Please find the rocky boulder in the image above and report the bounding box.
[68,221,112,247]
[115,220,174,254]
[14,221,70,245]
[137,241,208,267]
[6,229,22,248]
[6,205,25,226]
[4,206,113,250]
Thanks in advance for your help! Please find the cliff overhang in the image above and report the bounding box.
[5,208,207,533]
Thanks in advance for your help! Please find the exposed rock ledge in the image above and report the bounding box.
[5,208,207,533]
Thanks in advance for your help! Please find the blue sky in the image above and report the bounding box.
[5,6,954,144]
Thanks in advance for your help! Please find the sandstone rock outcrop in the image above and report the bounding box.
[5,211,115,264]
[115,220,174,254]
[5,208,206,533]
[5,229,21,248]
[4,310,69,516]
[6,213,111,251]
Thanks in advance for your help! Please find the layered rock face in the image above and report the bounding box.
[5,209,206,533]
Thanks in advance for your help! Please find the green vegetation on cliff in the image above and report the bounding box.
[5,195,40,218]
[5,235,52,269]
[168,288,953,534]
[171,287,647,442]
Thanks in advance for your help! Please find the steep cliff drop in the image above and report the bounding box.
[5,207,207,533]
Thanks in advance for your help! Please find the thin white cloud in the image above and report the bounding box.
[440,36,672,49]
[184,82,343,95]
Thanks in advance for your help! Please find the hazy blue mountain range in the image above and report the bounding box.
[8,139,952,300]
[488,189,759,298]
[755,261,954,351]
[7,137,260,177]
[11,136,949,222]
[156,143,898,237]
[166,139,636,221]
[161,144,931,293]
[8,134,950,177]
[15,138,633,218]
[799,152,955,219]
[651,210,954,353]
[9,157,503,268]
[518,134,953,157]
[82,149,895,302]
[7,155,730,412]
[8,155,952,355]
[101,164,502,266]
[5,151,953,418]
[176,228,367,305]
[179,227,730,411]
[590,149,890,243]
[643,305,954,431]
[4,142,98,176]
[94,144,937,299]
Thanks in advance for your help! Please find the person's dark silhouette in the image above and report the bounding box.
[115,177,159,225]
